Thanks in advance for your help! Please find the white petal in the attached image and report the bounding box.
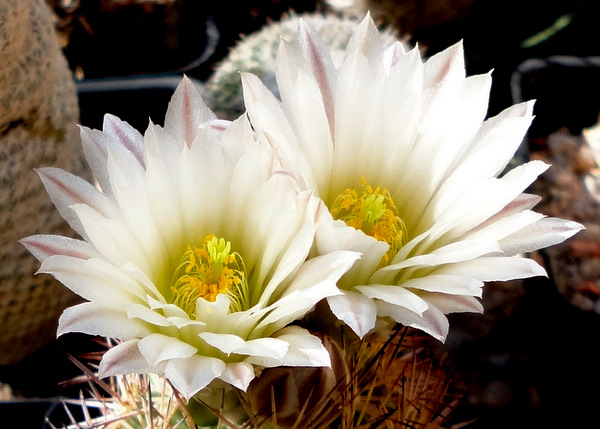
[378,47,423,169]
[219,362,256,391]
[418,161,550,246]
[37,167,116,240]
[456,101,535,178]
[39,255,147,304]
[398,275,483,297]
[98,339,151,378]
[252,246,353,334]
[465,209,545,244]
[383,239,500,274]
[79,126,118,198]
[423,41,465,102]
[475,193,542,231]
[254,196,315,290]
[241,73,317,193]
[105,145,166,266]
[126,271,164,304]
[176,143,223,238]
[327,290,377,338]
[142,121,175,168]
[138,333,197,366]
[71,203,155,274]
[241,337,291,359]
[164,76,216,147]
[80,123,144,200]
[376,301,449,342]
[442,256,547,281]
[102,114,145,166]
[344,14,384,70]
[200,332,289,359]
[284,249,358,297]
[498,217,584,255]
[383,40,407,71]
[275,325,331,367]
[293,19,337,128]
[166,317,207,329]
[255,290,327,336]
[147,295,190,319]
[356,284,429,315]
[276,51,335,182]
[58,302,152,339]
[314,214,388,288]
[196,294,230,323]
[242,72,297,152]
[259,249,357,331]
[246,326,330,368]
[20,234,101,262]
[424,293,484,314]
[126,303,172,327]
[423,72,493,194]
[256,219,317,306]
[164,355,226,400]
[198,332,247,356]
[143,151,184,246]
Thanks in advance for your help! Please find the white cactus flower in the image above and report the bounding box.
[21,77,359,400]
[241,15,583,341]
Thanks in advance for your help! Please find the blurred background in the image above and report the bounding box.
[0,0,599,427]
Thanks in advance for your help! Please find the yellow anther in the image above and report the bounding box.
[331,176,407,267]
[170,236,249,318]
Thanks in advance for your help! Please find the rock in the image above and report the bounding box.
[0,0,86,365]
[530,126,600,314]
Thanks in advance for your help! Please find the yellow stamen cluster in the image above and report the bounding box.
[170,235,249,318]
[331,177,407,267]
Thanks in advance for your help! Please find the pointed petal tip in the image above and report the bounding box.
[566,219,586,234]
[178,73,193,89]
[102,112,120,127]
[19,235,52,262]
[173,74,201,100]
[295,17,312,37]
[56,319,69,338]
[327,291,377,339]
[357,10,375,26]
[18,235,37,249]
[219,362,255,391]
[541,217,585,246]
[525,99,536,114]
[240,72,263,102]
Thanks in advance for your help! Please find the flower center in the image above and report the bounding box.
[170,235,249,317]
[330,176,406,267]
